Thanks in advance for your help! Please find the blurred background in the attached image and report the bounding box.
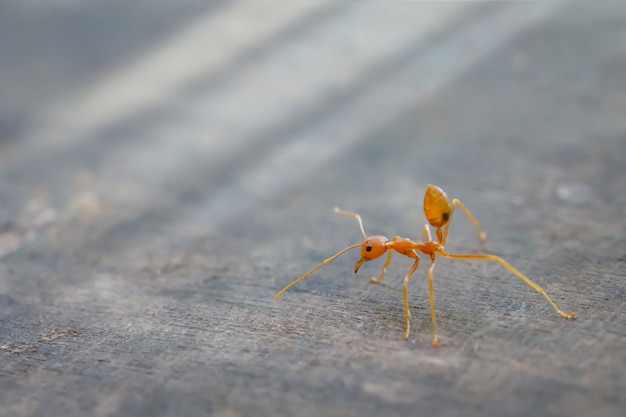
[1,1,625,417]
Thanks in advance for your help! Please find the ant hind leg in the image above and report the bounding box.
[427,256,440,347]
[441,199,487,247]
[402,257,420,339]
[439,251,576,319]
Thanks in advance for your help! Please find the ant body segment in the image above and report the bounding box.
[274,184,576,347]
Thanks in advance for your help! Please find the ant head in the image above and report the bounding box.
[424,184,452,228]
[355,235,388,273]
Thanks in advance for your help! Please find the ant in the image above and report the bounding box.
[274,184,576,347]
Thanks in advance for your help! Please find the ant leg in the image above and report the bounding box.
[441,199,487,247]
[422,224,432,242]
[370,236,400,284]
[438,250,576,319]
[427,256,440,347]
[402,257,421,339]
[333,207,366,239]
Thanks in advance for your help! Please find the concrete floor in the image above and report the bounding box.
[1,2,625,416]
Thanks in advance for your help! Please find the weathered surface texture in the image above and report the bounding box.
[1,2,625,417]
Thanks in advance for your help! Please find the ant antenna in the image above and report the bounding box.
[333,207,367,240]
[274,243,363,301]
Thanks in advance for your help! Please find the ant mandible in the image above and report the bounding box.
[274,184,576,347]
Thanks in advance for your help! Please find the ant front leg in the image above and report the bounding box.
[422,224,432,242]
[370,236,400,284]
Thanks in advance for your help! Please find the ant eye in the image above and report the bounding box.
[365,245,372,252]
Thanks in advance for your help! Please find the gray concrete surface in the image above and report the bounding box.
[1,1,625,416]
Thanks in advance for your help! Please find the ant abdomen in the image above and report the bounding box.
[424,184,451,228]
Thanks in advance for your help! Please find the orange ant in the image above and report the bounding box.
[274,184,576,347]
